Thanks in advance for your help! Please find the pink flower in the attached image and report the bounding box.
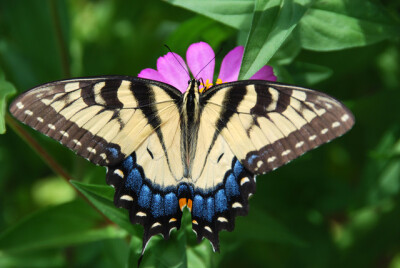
[138,42,277,93]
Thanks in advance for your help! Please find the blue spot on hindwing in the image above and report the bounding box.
[151,194,164,218]
[205,197,215,222]
[138,185,151,208]
[107,147,119,159]
[192,195,204,218]
[233,159,244,177]
[225,173,240,200]
[247,154,257,165]
[122,156,133,171]
[215,189,228,213]
[164,193,178,216]
[126,168,143,194]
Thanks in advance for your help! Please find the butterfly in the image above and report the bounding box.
[10,76,354,251]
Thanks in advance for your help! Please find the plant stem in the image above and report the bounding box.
[6,113,73,182]
[49,0,71,78]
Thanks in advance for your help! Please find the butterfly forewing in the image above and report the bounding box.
[10,76,182,166]
[201,80,355,175]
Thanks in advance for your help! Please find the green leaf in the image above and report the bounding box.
[0,249,65,268]
[136,212,215,268]
[165,0,254,30]
[0,199,125,253]
[297,0,400,51]
[73,238,130,268]
[127,236,143,267]
[269,35,302,65]
[239,0,313,79]
[287,61,333,85]
[166,16,235,55]
[0,71,16,134]
[363,128,400,204]
[139,233,188,267]
[186,241,215,268]
[0,1,69,89]
[70,180,137,235]
[225,206,306,247]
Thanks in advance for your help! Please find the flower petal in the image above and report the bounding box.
[157,52,189,92]
[138,68,167,84]
[250,65,277,81]
[218,46,244,83]
[186,42,215,83]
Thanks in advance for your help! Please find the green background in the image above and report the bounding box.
[1,0,400,267]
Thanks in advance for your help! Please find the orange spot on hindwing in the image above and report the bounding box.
[179,198,193,212]
[179,198,187,211]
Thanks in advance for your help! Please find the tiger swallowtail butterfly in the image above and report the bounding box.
[10,76,354,251]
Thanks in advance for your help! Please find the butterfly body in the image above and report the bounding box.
[10,76,354,251]
[181,79,201,176]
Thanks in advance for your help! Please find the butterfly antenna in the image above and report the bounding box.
[195,47,223,79]
[164,44,191,80]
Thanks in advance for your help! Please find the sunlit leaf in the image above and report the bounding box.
[165,0,254,30]
[239,0,313,79]
[296,0,400,51]
[269,35,302,65]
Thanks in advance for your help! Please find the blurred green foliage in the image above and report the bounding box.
[0,0,399,267]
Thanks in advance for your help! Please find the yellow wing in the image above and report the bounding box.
[10,76,182,166]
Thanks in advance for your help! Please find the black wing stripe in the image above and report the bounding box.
[81,82,97,106]
[101,80,124,108]
[215,86,247,132]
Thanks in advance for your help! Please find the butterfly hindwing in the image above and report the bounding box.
[201,80,355,175]
[187,109,256,251]
[107,106,184,247]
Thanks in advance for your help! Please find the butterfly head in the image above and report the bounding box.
[188,78,201,86]
[187,79,202,94]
